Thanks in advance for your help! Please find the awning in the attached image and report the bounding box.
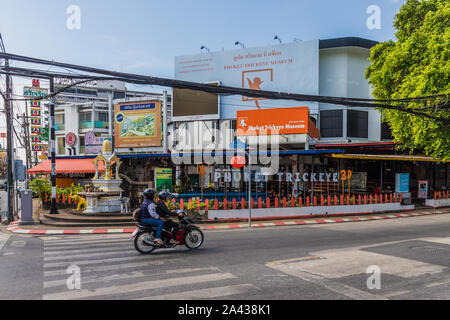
[27,158,107,175]
[330,154,449,163]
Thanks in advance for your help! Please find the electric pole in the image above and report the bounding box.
[49,77,58,214]
[5,58,15,223]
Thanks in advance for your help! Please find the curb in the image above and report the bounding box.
[6,209,450,236]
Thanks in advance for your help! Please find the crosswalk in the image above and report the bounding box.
[42,234,260,300]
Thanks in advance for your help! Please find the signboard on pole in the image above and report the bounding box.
[154,168,173,191]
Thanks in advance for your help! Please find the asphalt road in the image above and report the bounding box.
[1,211,450,300]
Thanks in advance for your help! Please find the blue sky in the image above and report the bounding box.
[1,0,405,80]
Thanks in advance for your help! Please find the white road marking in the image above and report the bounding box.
[267,261,386,300]
[0,233,10,251]
[385,290,410,297]
[425,279,450,288]
[44,255,149,268]
[44,250,137,261]
[136,284,259,300]
[44,245,131,256]
[44,272,236,300]
[44,267,220,289]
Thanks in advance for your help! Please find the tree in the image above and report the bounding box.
[365,0,450,161]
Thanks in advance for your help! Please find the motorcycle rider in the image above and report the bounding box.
[140,188,164,245]
[156,191,180,245]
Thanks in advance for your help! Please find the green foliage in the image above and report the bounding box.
[28,179,84,202]
[28,178,51,201]
[365,0,450,161]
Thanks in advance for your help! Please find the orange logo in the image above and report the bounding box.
[242,69,273,109]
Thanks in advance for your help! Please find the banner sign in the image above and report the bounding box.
[24,81,48,157]
[175,40,319,119]
[154,168,173,191]
[418,180,428,199]
[85,131,111,154]
[114,100,162,148]
[395,173,410,193]
[236,107,309,136]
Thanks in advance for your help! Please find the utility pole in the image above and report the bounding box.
[49,77,58,214]
[5,58,15,223]
[18,112,32,179]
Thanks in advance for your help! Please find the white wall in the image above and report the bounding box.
[319,47,382,142]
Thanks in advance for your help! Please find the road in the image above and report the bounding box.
[0,211,450,300]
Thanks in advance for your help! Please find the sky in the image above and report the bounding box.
[0,0,406,160]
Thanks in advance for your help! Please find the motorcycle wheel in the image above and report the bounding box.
[134,231,156,254]
[184,229,204,249]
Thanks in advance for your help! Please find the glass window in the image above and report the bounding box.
[57,137,65,155]
[347,110,368,138]
[96,112,108,122]
[79,112,92,122]
[320,110,343,138]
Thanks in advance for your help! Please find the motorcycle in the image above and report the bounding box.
[131,209,204,254]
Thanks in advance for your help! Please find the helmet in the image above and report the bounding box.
[143,188,155,199]
[158,191,172,200]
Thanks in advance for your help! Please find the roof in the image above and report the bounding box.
[319,37,378,50]
[27,158,106,175]
[330,154,449,163]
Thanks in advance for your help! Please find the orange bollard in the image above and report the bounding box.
[364,194,367,205]
[370,194,372,204]
[213,199,218,210]
[56,193,59,204]
[313,196,317,206]
[241,198,245,209]
[275,197,279,208]
[196,198,200,209]
[250,198,254,208]
[375,194,378,204]
[327,195,331,206]
[266,197,270,208]
[205,199,209,210]
[258,198,262,209]
[434,191,437,200]
[340,195,344,205]
[62,193,65,204]
[45,192,48,203]
[390,194,393,203]
[306,196,310,206]
[346,194,350,205]
[395,193,398,202]
[358,195,361,205]
[180,198,184,210]
[320,195,324,206]
[232,198,237,210]
[299,196,302,207]
[385,194,388,203]
[223,198,228,210]
[283,197,287,208]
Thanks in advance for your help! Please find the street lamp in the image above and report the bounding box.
[235,41,245,48]
[274,35,282,44]
[200,46,210,53]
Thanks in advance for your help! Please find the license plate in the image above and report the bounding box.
[131,229,138,238]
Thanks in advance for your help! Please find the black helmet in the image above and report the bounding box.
[158,191,172,200]
[143,188,155,199]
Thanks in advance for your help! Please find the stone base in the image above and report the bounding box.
[92,179,123,193]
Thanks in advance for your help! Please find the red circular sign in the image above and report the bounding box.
[65,132,77,147]
[230,156,246,168]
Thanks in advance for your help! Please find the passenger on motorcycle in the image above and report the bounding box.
[140,188,164,245]
[156,191,180,245]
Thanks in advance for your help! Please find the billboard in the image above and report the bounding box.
[172,81,220,121]
[236,107,310,136]
[114,100,162,148]
[174,40,319,119]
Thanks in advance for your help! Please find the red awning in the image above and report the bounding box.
[27,158,106,175]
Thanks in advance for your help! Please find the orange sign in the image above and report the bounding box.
[236,107,310,136]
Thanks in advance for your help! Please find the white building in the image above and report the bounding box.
[54,80,171,156]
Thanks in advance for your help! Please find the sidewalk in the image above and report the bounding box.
[4,207,450,236]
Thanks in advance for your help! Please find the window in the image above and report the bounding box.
[79,112,92,122]
[381,121,393,140]
[96,112,108,122]
[320,110,343,138]
[347,110,368,138]
[57,137,65,155]
[79,136,85,154]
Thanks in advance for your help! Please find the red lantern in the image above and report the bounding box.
[230,155,246,168]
